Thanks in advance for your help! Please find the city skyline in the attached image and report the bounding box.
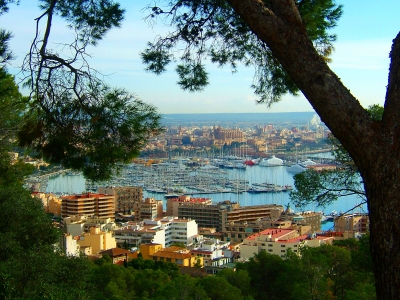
[3,1,400,114]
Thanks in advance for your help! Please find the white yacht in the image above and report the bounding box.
[199,164,219,170]
[286,163,308,173]
[235,162,247,169]
[259,155,284,167]
[301,159,317,166]
[286,159,316,173]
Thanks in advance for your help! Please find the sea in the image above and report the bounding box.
[45,154,366,231]
[44,112,365,232]
[160,112,316,127]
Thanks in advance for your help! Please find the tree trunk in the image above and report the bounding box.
[227,0,400,298]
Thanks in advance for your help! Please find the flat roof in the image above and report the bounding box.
[246,228,296,240]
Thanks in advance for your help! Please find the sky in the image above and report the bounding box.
[2,1,400,114]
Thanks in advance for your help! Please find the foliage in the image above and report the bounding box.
[334,234,373,273]
[38,0,125,46]
[0,178,376,300]
[0,70,96,298]
[170,242,186,248]
[216,268,253,298]
[290,104,383,209]
[237,250,293,300]
[90,262,138,299]
[199,276,243,300]
[0,0,19,15]
[230,243,376,300]
[0,1,19,65]
[0,68,34,186]
[0,0,163,181]
[127,256,180,278]
[141,0,342,105]
[152,274,209,300]
[345,282,376,300]
[0,183,94,299]
[0,187,60,260]
[18,88,162,181]
[193,257,202,268]
[289,162,364,209]
[0,69,25,145]
[133,269,171,298]
[0,28,14,65]
[365,104,384,121]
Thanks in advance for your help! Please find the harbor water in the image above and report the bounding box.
[45,162,367,217]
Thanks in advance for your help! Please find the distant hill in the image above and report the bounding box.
[161,112,316,126]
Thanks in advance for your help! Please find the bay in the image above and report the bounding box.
[45,162,367,216]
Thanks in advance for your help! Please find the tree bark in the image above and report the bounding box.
[227,0,400,298]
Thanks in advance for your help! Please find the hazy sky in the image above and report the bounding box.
[3,1,400,114]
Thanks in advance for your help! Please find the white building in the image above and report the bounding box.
[189,237,232,273]
[240,228,334,259]
[60,233,80,257]
[64,215,116,236]
[190,239,224,261]
[163,217,198,247]
[113,221,166,248]
[113,217,198,248]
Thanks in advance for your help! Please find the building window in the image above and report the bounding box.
[268,244,273,247]
[281,245,286,247]
[268,249,272,252]
[281,250,285,253]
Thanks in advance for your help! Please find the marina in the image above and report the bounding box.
[40,155,367,218]
[44,161,295,198]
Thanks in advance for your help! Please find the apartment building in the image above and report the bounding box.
[189,238,231,268]
[63,216,116,236]
[198,227,224,240]
[165,217,198,246]
[113,222,166,248]
[98,248,130,265]
[146,246,203,267]
[177,204,221,230]
[240,228,334,259]
[167,196,220,229]
[98,186,143,214]
[113,217,198,248]
[282,211,322,233]
[133,197,163,221]
[60,233,80,256]
[167,196,284,234]
[334,213,369,233]
[140,243,163,260]
[223,217,292,243]
[221,204,284,234]
[166,195,213,216]
[33,192,62,216]
[76,226,117,254]
[61,192,115,219]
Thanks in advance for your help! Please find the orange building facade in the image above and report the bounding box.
[61,192,115,219]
